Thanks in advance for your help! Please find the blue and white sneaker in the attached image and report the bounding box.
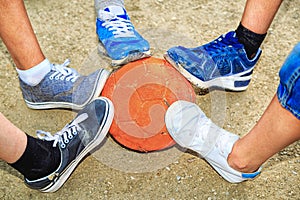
[164,31,262,91]
[165,100,261,183]
[25,97,114,192]
[19,59,110,110]
[96,6,151,66]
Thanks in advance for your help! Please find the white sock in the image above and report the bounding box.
[16,58,51,86]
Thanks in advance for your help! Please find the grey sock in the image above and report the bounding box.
[94,0,124,13]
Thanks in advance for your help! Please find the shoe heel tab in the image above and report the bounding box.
[241,166,262,179]
[249,48,262,61]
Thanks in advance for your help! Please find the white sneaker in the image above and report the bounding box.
[165,100,261,183]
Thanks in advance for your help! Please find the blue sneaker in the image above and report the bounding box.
[165,100,261,183]
[19,59,110,110]
[164,31,262,91]
[25,97,114,192]
[96,6,151,66]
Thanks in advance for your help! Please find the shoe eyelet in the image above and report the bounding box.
[64,139,69,143]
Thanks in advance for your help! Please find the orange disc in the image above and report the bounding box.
[102,57,196,152]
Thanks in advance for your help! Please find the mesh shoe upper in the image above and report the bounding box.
[165,31,262,91]
[96,6,150,65]
[24,97,114,192]
[19,59,109,110]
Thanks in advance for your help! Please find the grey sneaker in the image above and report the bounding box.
[19,59,110,110]
[165,100,261,183]
[25,97,114,192]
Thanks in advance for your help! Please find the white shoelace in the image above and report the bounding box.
[197,118,239,157]
[191,118,225,157]
[37,113,88,148]
[49,59,80,82]
[215,131,239,157]
[98,10,136,38]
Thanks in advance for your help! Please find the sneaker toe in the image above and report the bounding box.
[167,46,188,65]
[108,37,150,60]
[165,100,205,148]
[167,46,209,81]
[72,69,108,108]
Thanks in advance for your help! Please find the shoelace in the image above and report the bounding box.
[215,130,240,158]
[98,10,136,38]
[204,33,241,56]
[49,59,80,82]
[36,113,88,148]
[215,132,230,156]
[193,118,225,157]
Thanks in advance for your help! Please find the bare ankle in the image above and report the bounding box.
[227,141,255,173]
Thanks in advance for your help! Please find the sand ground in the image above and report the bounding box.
[0,0,299,199]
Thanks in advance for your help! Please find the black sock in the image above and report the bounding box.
[9,134,61,180]
[235,23,267,59]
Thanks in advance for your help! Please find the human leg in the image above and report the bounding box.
[0,0,45,70]
[229,42,300,172]
[236,0,282,58]
[0,0,110,110]
[95,0,150,66]
[165,42,300,183]
[0,111,61,181]
[1,97,114,192]
[165,0,282,91]
[240,0,282,34]
[0,112,27,164]
[228,96,300,173]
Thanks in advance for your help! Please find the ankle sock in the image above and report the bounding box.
[16,58,51,86]
[235,23,267,59]
[10,134,61,180]
[95,0,124,13]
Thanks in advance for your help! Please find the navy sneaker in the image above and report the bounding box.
[164,31,262,91]
[19,59,110,110]
[96,5,151,66]
[25,97,114,192]
[165,100,261,183]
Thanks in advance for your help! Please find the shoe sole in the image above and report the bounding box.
[111,50,151,67]
[24,69,110,110]
[97,42,151,67]
[164,53,253,92]
[40,97,114,192]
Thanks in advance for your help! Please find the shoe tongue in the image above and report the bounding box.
[224,31,242,46]
[226,31,237,39]
[104,6,128,20]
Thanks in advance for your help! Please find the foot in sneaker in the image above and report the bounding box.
[96,5,151,66]
[164,31,262,91]
[25,97,114,192]
[165,100,261,183]
[19,59,110,110]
